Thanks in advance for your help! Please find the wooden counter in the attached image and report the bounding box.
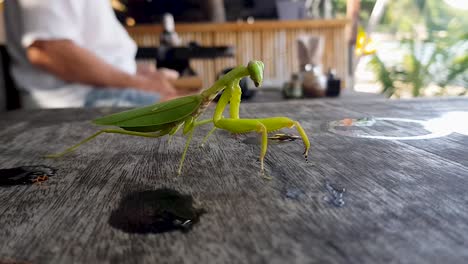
[127,19,348,87]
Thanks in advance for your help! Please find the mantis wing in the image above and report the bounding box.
[93,95,202,127]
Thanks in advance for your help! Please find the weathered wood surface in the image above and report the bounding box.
[1,97,468,264]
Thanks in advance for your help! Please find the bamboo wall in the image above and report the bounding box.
[127,19,348,87]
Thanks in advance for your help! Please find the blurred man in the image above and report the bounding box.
[5,0,179,108]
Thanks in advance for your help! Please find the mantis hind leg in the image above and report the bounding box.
[168,117,211,144]
[168,124,183,144]
[46,128,170,158]
[192,118,218,147]
[177,118,214,175]
[200,126,217,147]
[177,129,194,176]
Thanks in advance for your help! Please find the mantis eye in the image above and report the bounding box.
[247,60,264,87]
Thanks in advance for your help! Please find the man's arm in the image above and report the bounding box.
[27,39,176,97]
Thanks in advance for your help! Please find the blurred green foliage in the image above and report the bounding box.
[333,0,468,97]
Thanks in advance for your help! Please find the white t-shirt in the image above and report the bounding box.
[5,0,137,108]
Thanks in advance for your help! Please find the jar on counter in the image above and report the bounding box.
[282,73,303,99]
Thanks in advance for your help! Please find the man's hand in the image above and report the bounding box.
[134,71,178,101]
[136,65,180,101]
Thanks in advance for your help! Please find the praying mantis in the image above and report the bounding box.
[47,60,310,177]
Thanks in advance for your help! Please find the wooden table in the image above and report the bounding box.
[1,97,468,263]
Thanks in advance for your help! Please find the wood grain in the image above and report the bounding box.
[1,97,468,263]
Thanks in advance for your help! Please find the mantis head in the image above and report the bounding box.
[247,60,264,87]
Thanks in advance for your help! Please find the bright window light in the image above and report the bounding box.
[443,0,468,10]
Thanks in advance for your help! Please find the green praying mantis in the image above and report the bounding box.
[47,60,310,177]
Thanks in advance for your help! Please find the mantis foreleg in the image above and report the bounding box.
[214,117,310,177]
[213,85,232,121]
[211,77,310,176]
[229,81,242,119]
[196,83,234,146]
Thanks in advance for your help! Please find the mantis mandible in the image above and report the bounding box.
[47,61,310,177]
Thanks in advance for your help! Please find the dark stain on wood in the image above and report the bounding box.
[0,165,56,186]
[108,188,205,234]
